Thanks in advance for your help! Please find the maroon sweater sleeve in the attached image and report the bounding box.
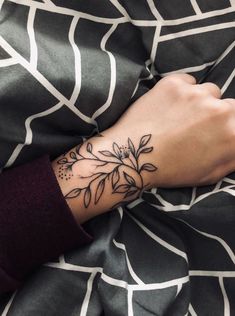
[0,155,92,294]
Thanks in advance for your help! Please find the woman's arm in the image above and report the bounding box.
[53,74,235,224]
[1,73,235,294]
[0,155,92,294]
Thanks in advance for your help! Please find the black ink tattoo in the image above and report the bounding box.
[57,134,157,208]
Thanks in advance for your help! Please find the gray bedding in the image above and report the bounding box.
[0,0,235,315]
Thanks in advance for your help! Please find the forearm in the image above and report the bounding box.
[52,73,235,225]
[52,129,157,224]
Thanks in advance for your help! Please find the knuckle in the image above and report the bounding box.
[199,82,221,96]
[158,73,196,93]
[206,82,221,91]
[185,73,196,82]
[161,75,181,87]
[157,75,182,94]
[212,83,221,92]
[187,86,207,99]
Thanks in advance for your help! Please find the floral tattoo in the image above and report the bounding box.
[57,134,157,208]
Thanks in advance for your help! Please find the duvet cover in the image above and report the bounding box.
[0,0,235,315]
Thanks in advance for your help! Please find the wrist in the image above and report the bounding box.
[52,130,157,224]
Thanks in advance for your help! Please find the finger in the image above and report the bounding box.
[199,82,221,99]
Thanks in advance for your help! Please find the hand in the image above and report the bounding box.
[104,73,235,187]
[53,73,235,223]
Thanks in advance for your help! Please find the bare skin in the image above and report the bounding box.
[52,74,235,223]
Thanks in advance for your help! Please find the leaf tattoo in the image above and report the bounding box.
[76,144,82,154]
[114,184,130,193]
[98,150,116,158]
[86,142,93,153]
[70,151,77,160]
[139,147,153,154]
[112,167,120,189]
[113,142,121,159]
[57,134,157,208]
[139,134,151,148]
[95,179,105,204]
[65,188,81,199]
[57,157,68,164]
[124,188,139,198]
[128,138,135,156]
[140,163,157,172]
[123,172,136,186]
[84,187,91,208]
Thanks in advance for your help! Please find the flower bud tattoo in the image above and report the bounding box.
[56,134,157,208]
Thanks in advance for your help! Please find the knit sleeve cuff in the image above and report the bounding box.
[0,155,92,286]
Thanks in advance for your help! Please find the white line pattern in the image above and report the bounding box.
[126,211,189,263]
[1,1,235,315]
[27,6,37,68]
[113,239,145,285]
[92,23,117,120]
[219,277,230,316]
[190,0,202,15]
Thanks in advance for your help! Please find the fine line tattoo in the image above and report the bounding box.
[57,134,157,208]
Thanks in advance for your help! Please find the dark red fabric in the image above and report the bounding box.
[0,267,20,293]
[0,156,92,294]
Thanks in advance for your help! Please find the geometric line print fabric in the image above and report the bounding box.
[0,0,235,315]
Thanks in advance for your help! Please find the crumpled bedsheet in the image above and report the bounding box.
[0,0,235,315]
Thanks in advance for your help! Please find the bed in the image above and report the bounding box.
[0,0,235,315]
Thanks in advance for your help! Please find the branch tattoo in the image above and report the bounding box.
[57,134,157,208]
